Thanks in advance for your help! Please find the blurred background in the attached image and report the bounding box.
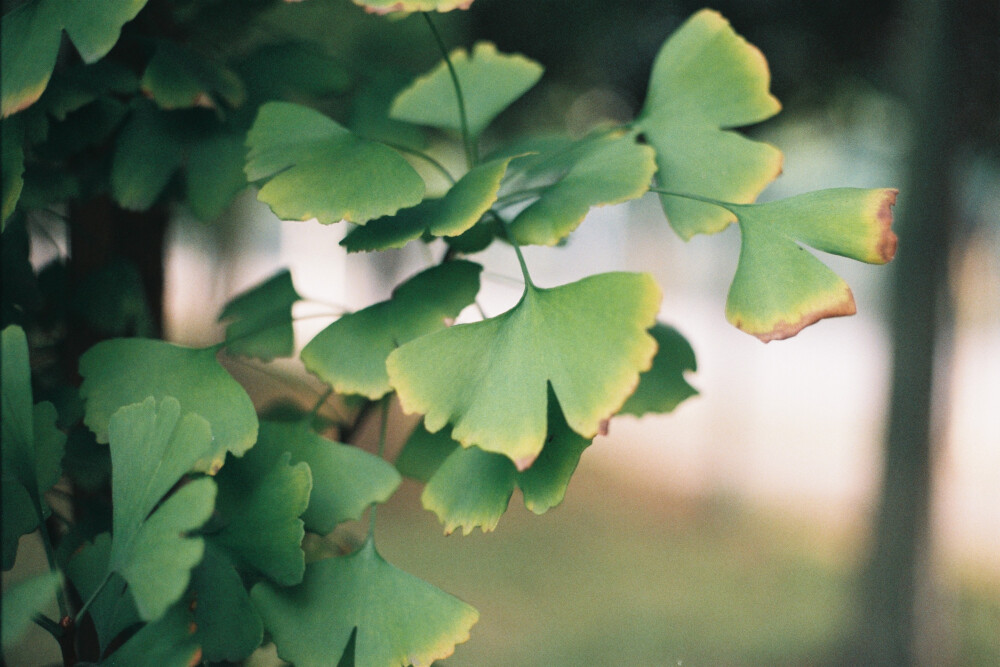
[8,0,998,665]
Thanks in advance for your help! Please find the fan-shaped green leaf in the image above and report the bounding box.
[721,188,898,341]
[2,117,24,227]
[141,42,244,110]
[1,0,148,117]
[387,273,660,469]
[65,534,138,652]
[185,130,248,222]
[619,324,698,416]
[2,479,36,570]
[302,261,481,400]
[1,571,61,650]
[219,269,301,361]
[252,538,478,667]
[400,395,590,534]
[106,397,217,621]
[354,0,475,15]
[342,157,513,252]
[245,101,424,224]
[391,42,543,138]
[509,132,655,245]
[210,449,311,587]
[190,544,263,663]
[101,601,200,667]
[79,338,258,473]
[251,421,401,534]
[636,9,782,239]
[110,103,184,211]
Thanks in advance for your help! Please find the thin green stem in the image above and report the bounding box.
[368,397,391,539]
[34,502,69,619]
[75,571,113,625]
[380,141,457,185]
[33,613,62,639]
[307,387,335,421]
[494,186,549,208]
[489,210,534,288]
[422,12,477,168]
[647,188,735,212]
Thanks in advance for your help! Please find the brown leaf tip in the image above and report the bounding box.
[753,287,857,343]
[875,189,899,263]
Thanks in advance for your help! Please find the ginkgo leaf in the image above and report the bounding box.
[106,397,217,621]
[342,157,513,253]
[252,538,478,667]
[1,326,67,567]
[110,103,184,211]
[185,130,248,222]
[101,601,200,667]
[400,395,590,534]
[245,101,424,224]
[210,449,311,587]
[218,269,301,361]
[190,544,263,663]
[251,421,401,534]
[387,273,660,469]
[2,117,24,227]
[720,188,898,341]
[141,41,245,110]
[79,338,258,473]
[65,533,138,652]
[1,0,148,117]
[391,42,543,138]
[508,132,656,246]
[619,323,698,416]
[636,9,783,240]
[354,0,475,15]
[302,261,481,400]
[0,571,61,650]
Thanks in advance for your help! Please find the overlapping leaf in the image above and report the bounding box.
[391,42,543,138]
[252,538,478,667]
[342,157,513,252]
[210,448,311,587]
[250,421,401,534]
[245,101,424,224]
[101,601,200,667]
[190,543,263,663]
[79,338,258,473]
[0,571,61,650]
[1,326,66,569]
[1,0,148,117]
[141,42,245,110]
[508,132,656,246]
[619,324,698,416]
[302,261,481,399]
[387,273,660,469]
[110,103,184,211]
[720,188,898,341]
[636,9,783,239]
[354,0,475,15]
[106,397,217,621]
[218,269,301,361]
[65,534,138,652]
[185,130,249,221]
[398,395,591,534]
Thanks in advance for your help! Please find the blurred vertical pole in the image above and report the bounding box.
[854,0,960,664]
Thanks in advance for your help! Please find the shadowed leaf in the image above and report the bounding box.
[388,273,659,469]
[65,534,138,652]
[342,157,513,253]
[0,571,61,650]
[619,324,698,416]
[391,42,542,138]
[252,539,478,667]
[141,41,244,110]
[245,101,424,224]
[101,601,200,667]
[2,117,24,227]
[302,261,481,399]
[636,9,782,239]
[219,270,301,361]
[110,103,184,211]
[190,544,263,663]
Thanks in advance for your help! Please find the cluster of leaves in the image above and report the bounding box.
[2,1,897,665]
